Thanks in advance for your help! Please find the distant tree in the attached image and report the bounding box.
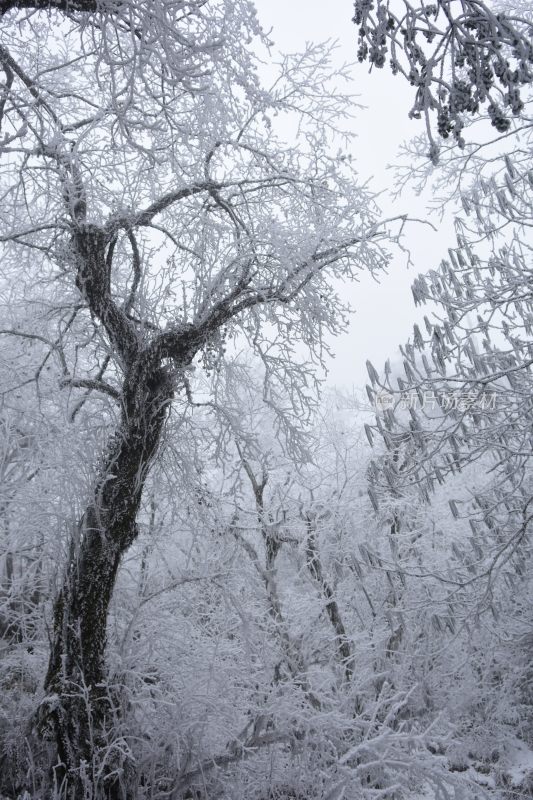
[180,378,467,799]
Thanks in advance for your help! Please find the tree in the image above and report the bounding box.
[354,1,533,787]
[358,0,533,594]
[0,0,395,792]
[170,376,468,799]
[352,0,533,599]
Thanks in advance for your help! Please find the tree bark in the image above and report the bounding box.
[0,0,108,17]
[39,321,176,793]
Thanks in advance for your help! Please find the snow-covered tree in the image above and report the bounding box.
[356,0,533,615]
[356,2,533,789]
[360,0,533,607]
[0,0,398,793]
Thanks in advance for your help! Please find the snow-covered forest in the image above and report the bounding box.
[0,1,532,798]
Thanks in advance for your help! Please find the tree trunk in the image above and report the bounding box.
[39,359,175,795]
[304,511,353,681]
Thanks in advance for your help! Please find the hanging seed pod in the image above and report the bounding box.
[504,153,516,178]
[366,359,379,386]
[449,499,460,519]
[367,488,379,513]
[431,615,443,633]
[461,194,472,214]
[413,323,424,349]
[504,171,516,197]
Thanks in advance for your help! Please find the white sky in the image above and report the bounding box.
[252,0,456,392]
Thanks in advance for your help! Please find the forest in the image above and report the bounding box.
[0,0,532,798]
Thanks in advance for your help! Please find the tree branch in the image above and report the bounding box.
[59,376,120,400]
[73,225,139,367]
[123,229,141,314]
[0,0,101,15]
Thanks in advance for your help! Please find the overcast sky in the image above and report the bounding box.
[252,0,456,392]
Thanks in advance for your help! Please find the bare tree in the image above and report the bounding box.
[0,0,394,790]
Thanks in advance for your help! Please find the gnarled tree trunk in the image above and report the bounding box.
[34,220,197,795]
[40,360,175,792]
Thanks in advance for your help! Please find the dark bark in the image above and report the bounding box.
[40,359,175,791]
[0,1,107,16]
